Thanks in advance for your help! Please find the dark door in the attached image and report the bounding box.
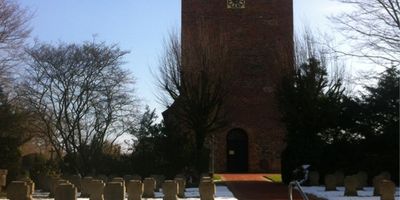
[227,129,248,172]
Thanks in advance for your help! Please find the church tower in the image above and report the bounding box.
[182,0,294,172]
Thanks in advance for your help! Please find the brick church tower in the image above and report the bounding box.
[181,0,293,172]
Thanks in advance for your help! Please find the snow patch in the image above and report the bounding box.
[301,186,400,200]
[0,185,237,200]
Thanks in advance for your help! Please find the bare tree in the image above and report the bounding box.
[19,41,138,174]
[330,0,400,67]
[0,0,31,87]
[158,30,231,173]
[295,27,347,90]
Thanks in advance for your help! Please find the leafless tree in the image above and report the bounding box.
[330,0,400,67]
[158,29,231,172]
[19,41,138,174]
[295,27,348,91]
[0,0,31,87]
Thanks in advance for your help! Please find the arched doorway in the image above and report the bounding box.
[226,128,248,172]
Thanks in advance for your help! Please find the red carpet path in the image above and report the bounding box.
[220,174,317,200]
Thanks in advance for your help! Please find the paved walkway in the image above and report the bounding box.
[220,174,315,200]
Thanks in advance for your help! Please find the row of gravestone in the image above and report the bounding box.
[308,171,396,200]
[5,174,216,200]
[35,174,178,193]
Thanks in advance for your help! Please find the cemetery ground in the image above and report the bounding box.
[0,171,398,200]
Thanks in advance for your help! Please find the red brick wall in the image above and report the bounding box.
[182,0,293,172]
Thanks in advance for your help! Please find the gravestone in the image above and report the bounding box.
[55,183,77,200]
[124,175,133,181]
[162,180,178,200]
[150,175,165,192]
[201,176,212,182]
[175,174,185,179]
[68,175,81,192]
[0,169,7,193]
[48,176,61,196]
[308,171,319,186]
[143,178,156,198]
[356,171,368,189]
[18,177,35,195]
[174,177,186,198]
[50,178,68,197]
[111,177,125,185]
[199,181,215,200]
[126,180,143,200]
[380,171,391,180]
[131,174,142,181]
[88,180,105,200]
[373,175,386,196]
[344,175,358,196]
[104,182,124,200]
[334,171,344,186]
[380,180,395,200]
[80,176,93,197]
[324,174,336,191]
[111,177,125,192]
[6,181,32,200]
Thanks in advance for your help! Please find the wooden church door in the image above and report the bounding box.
[226,128,248,172]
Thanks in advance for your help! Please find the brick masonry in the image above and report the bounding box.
[181,0,294,172]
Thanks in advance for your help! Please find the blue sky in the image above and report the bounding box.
[18,0,351,116]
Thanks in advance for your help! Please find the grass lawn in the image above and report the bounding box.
[213,174,223,182]
[264,174,282,183]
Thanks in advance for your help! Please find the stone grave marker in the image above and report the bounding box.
[373,175,386,196]
[380,180,395,200]
[7,181,32,200]
[126,180,143,200]
[49,178,65,197]
[199,181,215,200]
[174,177,186,198]
[356,171,368,189]
[55,183,77,200]
[344,175,358,196]
[55,179,70,197]
[162,180,178,200]
[111,177,125,185]
[143,177,156,198]
[80,176,93,197]
[150,174,165,192]
[124,175,133,182]
[380,171,391,180]
[18,177,35,195]
[104,182,124,200]
[0,169,7,193]
[88,180,105,200]
[324,174,336,191]
[131,174,142,181]
[334,171,344,186]
[175,174,185,179]
[201,176,212,182]
[68,175,81,192]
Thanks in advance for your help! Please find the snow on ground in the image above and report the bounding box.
[301,186,400,200]
[0,186,237,200]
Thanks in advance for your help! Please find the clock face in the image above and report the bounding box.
[227,0,245,9]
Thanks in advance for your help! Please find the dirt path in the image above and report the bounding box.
[220,174,315,200]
